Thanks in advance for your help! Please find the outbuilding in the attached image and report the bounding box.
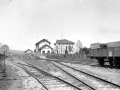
[24,49,33,55]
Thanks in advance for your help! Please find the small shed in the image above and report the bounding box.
[24,49,33,55]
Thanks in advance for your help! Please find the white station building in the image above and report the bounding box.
[35,39,53,55]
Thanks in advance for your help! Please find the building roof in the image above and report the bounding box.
[35,39,51,45]
[39,44,53,50]
[25,49,33,53]
[54,39,75,45]
[107,41,120,47]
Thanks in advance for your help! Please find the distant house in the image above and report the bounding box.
[54,39,75,54]
[25,49,33,55]
[35,39,53,55]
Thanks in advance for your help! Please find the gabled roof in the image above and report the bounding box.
[39,44,53,50]
[54,39,75,45]
[25,49,33,53]
[35,39,51,45]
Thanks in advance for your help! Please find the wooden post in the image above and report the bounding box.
[3,52,6,77]
[0,45,9,78]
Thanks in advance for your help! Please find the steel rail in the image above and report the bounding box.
[21,63,82,90]
[14,61,49,90]
[54,61,120,88]
[50,61,95,90]
[16,60,82,90]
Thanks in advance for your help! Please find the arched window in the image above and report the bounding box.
[47,51,50,54]
[42,51,45,55]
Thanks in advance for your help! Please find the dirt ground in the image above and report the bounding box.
[2,56,120,90]
[0,57,44,90]
[0,68,22,90]
[24,58,120,85]
[0,59,25,90]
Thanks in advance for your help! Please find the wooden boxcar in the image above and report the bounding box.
[90,41,120,67]
[90,43,100,59]
[90,43,107,66]
[107,41,120,67]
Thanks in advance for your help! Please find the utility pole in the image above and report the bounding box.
[0,45,9,78]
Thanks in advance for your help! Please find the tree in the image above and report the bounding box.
[64,47,68,57]
[68,45,73,58]
[34,49,36,53]
[68,45,73,53]
[56,46,58,54]
[76,40,83,58]
[76,40,83,52]
[79,47,90,60]
[82,47,89,54]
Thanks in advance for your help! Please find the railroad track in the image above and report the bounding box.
[0,61,7,78]
[12,58,92,90]
[50,61,120,90]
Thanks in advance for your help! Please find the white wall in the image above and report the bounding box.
[55,44,74,54]
[39,42,50,48]
[41,47,52,55]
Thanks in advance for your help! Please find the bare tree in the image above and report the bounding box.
[76,40,83,58]
[68,45,73,59]
[76,40,83,52]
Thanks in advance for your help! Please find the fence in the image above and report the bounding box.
[46,53,89,60]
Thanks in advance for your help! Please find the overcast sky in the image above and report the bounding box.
[0,0,120,50]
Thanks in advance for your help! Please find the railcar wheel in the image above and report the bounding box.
[114,58,120,68]
[109,58,114,67]
[114,59,118,67]
[118,61,120,68]
[101,59,104,66]
[98,58,104,66]
[98,59,101,66]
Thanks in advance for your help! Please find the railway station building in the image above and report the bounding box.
[35,39,53,55]
[54,39,75,54]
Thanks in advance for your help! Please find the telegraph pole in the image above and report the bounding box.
[0,45,9,78]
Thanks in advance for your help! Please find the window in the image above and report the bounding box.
[42,51,45,55]
[47,51,50,53]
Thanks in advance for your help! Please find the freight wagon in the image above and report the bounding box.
[90,41,120,67]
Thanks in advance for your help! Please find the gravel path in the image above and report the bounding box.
[60,62,120,85]
[52,62,120,90]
